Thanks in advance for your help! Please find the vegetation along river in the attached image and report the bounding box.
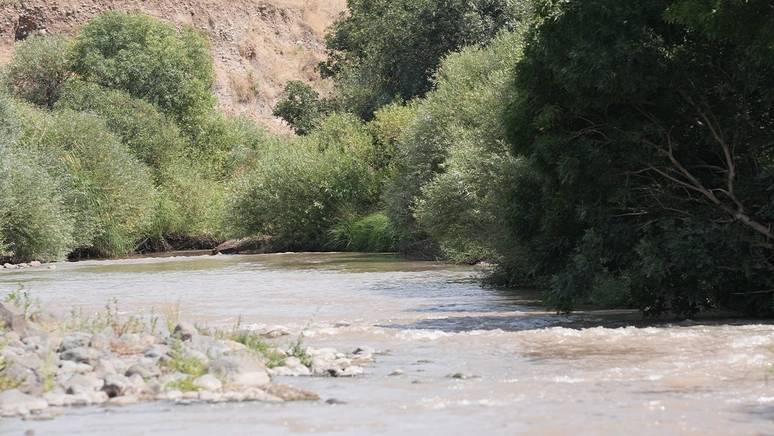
[1,252,773,435]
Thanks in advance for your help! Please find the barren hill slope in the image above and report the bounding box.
[0,0,346,132]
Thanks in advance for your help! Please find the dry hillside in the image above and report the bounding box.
[0,0,347,132]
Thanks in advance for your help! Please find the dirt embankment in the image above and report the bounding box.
[0,0,346,133]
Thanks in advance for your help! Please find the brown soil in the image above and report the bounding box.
[0,0,346,133]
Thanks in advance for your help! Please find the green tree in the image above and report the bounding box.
[4,35,72,108]
[272,81,327,135]
[323,0,527,117]
[70,12,215,125]
[502,0,774,315]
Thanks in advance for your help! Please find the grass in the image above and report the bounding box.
[288,335,313,368]
[166,376,200,393]
[163,341,208,377]
[230,330,287,369]
[4,287,38,320]
[63,299,144,336]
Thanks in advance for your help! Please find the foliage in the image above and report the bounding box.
[384,30,524,259]
[502,0,774,315]
[228,138,378,250]
[4,35,72,108]
[322,0,528,117]
[0,150,75,262]
[164,341,208,377]
[230,330,286,369]
[70,12,215,125]
[328,212,397,252]
[56,80,186,177]
[14,107,155,257]
[273,81,328,135]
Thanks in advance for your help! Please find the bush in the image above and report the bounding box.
[0,151,75,262]
[14,106,156,256]
[328,212,397,252]
[70,12,215,124]
[4,35,72,107]
[55,80,186,177]
[384,31,524,259]
[228,139,378,249]
[367,102,418,173]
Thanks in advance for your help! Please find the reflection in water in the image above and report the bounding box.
[1,252,773,435]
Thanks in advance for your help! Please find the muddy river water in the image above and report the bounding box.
[1,252,773,435]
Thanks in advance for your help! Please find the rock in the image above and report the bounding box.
[60,333,92,352]
[388,369,404,376]
[43,389,68,407]
[0,389,48,417]
[108,394,138,406]
[29,261,42,268]
[63,373,103,395]
[60,347,100,365]
[270,357,310,377]
[58,360,93,375]
[172,322,197,342]
[3,263,17,270]
[325,398,347,405]
[193,374,222,391]
[18,263,29,268]
[89,333,112,351]
[212,236,272,255]
[102,374,132,398]
[125,364,161,379]
[47,265,56,270]
[264,384,319,401]
[0,301,28,333]
[144,345,170,360]
[209,355,270,388]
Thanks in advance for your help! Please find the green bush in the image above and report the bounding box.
[328,212,397,252]
[55,80,186,178]
[70,12,215,124]
[4,35,72,108]
[0,151,75,262]
[14,106,156,256]
[228,139,378,249]
[384,31,524,259]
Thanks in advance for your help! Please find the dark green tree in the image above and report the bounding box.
[272,81,326,135]
[322,0,527,117]
[502,0,774,315]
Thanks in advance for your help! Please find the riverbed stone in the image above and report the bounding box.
[125,363,161,379]
[60,347,100,365]
[60,333,91,352]
[264,384,319,401]
[63,373,103,395]
[209,354,270,388]
[0,301,28,333]
[29,261,42,267]
[0,389,48,417]
[172,322,197,342]
[193,374,222,391]
[102,374,132,398]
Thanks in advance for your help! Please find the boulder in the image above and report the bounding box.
[102,374,132,398]
[209,354,270,388]
[172,322,197,342]
[193,374,222,391]
[0,301,28,334]
[63,373,103,395]
[60,347,100,365]
[0,389,48,417]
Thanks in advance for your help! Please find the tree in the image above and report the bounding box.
[322,0,527,117]
[272,81,327,135]
[502,0,774,315]
[70,12,215,125]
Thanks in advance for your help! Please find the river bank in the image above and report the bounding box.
[1,253,773,435]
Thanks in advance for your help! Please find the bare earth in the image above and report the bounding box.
[0,0,347,133]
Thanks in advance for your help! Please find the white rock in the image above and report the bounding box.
[194,374,222,391]
[0,389,48,416]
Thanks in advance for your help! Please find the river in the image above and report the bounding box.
[1,252,773,435]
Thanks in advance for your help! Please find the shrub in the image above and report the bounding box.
[384,31,525,258]
[228,139,378,249]
[367,102,417,173]
[14,107,156,256]
[0,150,75,262]
[4,34,72,107]
[328,212,397,252]
[70,12,215,124]
[55,80,186,178]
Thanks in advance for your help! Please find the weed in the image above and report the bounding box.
[166,376,200,392]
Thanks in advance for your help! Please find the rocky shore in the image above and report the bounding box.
[0,299,374,419]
